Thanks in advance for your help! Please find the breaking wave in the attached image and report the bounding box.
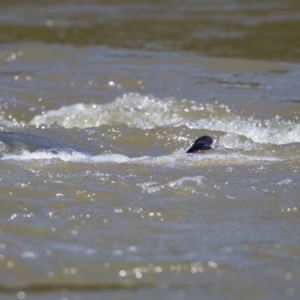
[26,93,300,146]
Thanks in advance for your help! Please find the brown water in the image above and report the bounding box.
[0,1,300,299]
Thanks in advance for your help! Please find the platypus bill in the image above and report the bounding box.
[186,136,213,153]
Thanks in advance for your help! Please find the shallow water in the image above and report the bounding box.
[0,1,300,300]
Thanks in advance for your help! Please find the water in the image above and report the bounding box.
[0,1,300,299]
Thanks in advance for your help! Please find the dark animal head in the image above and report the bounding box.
[186,136,213,153]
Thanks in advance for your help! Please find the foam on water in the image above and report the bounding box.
[138,175,205,194]
[1,150,130,163]
[29,94,300,146]
[187,116,300,145]
[30,94,188,129]
[1,149,282,166]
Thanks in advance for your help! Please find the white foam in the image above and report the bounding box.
[1,149,282,165]
[30,94,186,129]
[187,116,300,145]
[28,93,300,146]
[276,179,292,185]
[1,150,130,163]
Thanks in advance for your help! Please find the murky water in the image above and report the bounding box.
[0,1,300,299]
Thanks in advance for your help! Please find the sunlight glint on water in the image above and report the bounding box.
[0,0,300,299]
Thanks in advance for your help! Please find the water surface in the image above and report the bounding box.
[0,1,299,299]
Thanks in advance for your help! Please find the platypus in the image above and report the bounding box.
[186,136,213,153]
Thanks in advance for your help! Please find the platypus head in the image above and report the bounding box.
[186,136,213,153]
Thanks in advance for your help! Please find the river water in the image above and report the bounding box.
[0,1,300,299]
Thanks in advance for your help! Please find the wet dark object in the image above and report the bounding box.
[186,136,213,153]
[0,131,96,155]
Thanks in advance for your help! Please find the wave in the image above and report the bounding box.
[28,94,300,146]
[1,149,282,166]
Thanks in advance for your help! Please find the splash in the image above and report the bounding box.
[187,116,300,145]
[30,94,192,129]
[29,93,300,145]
